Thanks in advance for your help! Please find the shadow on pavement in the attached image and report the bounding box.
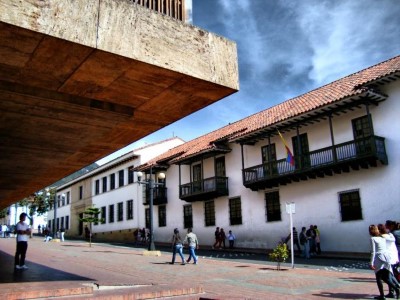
[0,250,93,283]
[314,292,372,299]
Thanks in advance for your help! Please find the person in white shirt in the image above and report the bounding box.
[227,230,236,249]
[14,213,31,270]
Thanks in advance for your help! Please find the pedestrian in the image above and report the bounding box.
[227,230,236,249]
[306,225,317,256]
[14,213,31,270]
[184,228,199,264]
[43,227,53,242]
[292,227,301,253]
[314,225,321,254]
[38,224,41,235]
[369,224,400,300]
[219,228,226,249]
[60,226,65,242]
[380,223,400,298]
[212,227,220,249]
[299,227,310,259]
[388,220,400,261]
[170,228,185,265]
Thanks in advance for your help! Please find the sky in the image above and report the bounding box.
[96,0,400,165]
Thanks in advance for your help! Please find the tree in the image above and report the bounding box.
[269,242,289,270]
[80,206,103,247]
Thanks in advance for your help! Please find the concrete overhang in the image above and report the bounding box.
[0,0,239,208]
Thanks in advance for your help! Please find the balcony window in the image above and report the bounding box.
[229,197,242,225]
[204,200,215,227]
[339,190,363,221]
[265,191,281,222]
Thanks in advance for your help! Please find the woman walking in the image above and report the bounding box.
[170,228,185,265]
[369,224,399,299]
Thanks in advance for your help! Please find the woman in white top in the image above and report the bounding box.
[379,224,400,298]
[369,225,399,300]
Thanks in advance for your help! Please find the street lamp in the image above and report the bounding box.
[136,167,165,251]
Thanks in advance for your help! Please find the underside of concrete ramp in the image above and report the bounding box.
[0,0,238,208]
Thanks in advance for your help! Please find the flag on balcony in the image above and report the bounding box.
[277,130,295,166]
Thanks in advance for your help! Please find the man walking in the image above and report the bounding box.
[184,228,199,264]
[15,213,31,270]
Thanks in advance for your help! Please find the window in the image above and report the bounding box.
[145,208,150,229]
[128,166,134,184]
[339,190,363,221]
[57,195,61,208]
[79,186,83,200]
[215,156,226,176]
[65,216,69,230]
[109,204,114,223]
[102,177,107,193]
[265,191,281,222]
[110,173,115,190]
[61,195,65,206]
[158,205,166,227]
[119,170,124,187]
[95,180,100,195]
[127,199,133,220]
[183,205,193,229]
[66,192,70,205]
[204,200,215,227]
[352,115,374,155]
[60,216,64,228]
[117,202,123,222]
[229,197,242,225]
[261,143,277,175]
[101,206,106,224]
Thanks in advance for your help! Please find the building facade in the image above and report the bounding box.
[48,137,184,240]
[49,55,400,254]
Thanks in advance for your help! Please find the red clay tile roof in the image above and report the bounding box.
[140,54,400,168]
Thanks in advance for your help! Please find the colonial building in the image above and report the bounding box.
[48,137,184,241]
[136,55,400,254]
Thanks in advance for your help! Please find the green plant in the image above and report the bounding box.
[269,243,289,270]
[80,206,103,247]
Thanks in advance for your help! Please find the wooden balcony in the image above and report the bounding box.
[243,136,388,191]
[143,186,168,205]
[180,176,229,202]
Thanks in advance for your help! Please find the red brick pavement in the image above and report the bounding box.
[0,237,380,299]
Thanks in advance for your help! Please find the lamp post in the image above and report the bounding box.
[136,166,165,251]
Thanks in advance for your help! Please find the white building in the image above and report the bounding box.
[135,54,400,254]
[49,55,400,254]
[48,137,184,240]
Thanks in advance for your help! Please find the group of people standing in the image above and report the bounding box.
[170,227,199,265]
[212,227,236,249]
[369,220,400,299]
[287,225,321,259]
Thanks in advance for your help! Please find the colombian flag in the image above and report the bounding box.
[277,130,295,166]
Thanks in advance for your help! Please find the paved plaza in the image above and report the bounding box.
[0,236,381,299]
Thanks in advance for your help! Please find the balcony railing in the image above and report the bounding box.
[243,135,388,190]
[130,0,186,21]
[180,176,229,202]
[143,186,168,205]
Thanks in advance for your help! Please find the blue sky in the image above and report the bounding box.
[97,0,400,165]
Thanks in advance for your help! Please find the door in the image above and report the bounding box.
[192,164,202,192]
[292,133,310,169]
[352,115,373,156]
[261,143,277,177]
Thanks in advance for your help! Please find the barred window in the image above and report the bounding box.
[183,205,193,229]
[229,197,242,225]
[117,202,123,222]
[127,200,133,220]
[109,204,114,223]
[204,200,215,227]
[101,206,106,224]
[265,191,281,222]
[158,205,166,227]
[339,190,363,221]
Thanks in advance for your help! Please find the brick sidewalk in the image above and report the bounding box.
[0,237,379,299]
